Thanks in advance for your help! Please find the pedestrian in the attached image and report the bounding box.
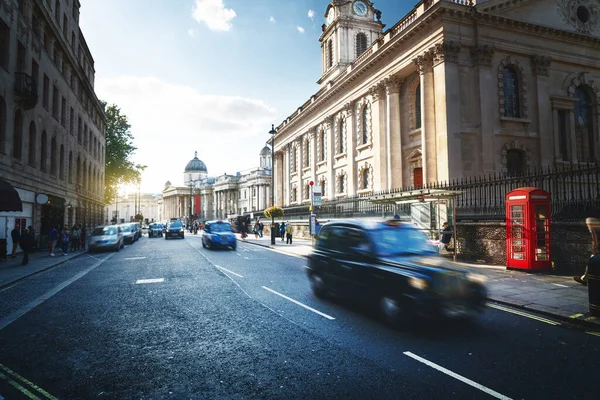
[285,222,293,244]
[253,222,260,239]
[10,225,21,258]
[49,225,58,256]
[259,221,264,238]
[18,228,35,265]
[574,217,600,286]
[71,225,81,251]
[241,221,247,239]
[439,222,454,252]
[279,221,286,241]
[60,225,71,256]
[27,226,36,252]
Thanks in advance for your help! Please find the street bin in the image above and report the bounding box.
[0,238,6,261]
[588,254,600,317]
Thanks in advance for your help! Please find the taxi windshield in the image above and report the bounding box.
[210,223,231,233]
[371,227,435,257]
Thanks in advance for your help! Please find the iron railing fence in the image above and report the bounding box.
[281,162,600,222]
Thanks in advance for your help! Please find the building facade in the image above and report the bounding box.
[272,0,600,207]
[105,192,160,225]
[1,0,105,251]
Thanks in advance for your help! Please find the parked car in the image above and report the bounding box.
[202,220,236,250]
[306,219,488,327]
[88,225,124,252]
[148,223,163,238]
[165,220,185,239]
[133,222,142,240]
[119,223,136,244]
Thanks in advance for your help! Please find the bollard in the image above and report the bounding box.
[588,254,600,317]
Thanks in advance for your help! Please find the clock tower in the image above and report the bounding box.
[318,0,384,86]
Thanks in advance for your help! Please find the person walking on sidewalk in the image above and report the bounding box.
[49,225,58,256]
[285,222,293,245]
[279,222,286,242]
[10,225,21,258]
[60,225,71,256]
[18,228,35,266]
[259,221,264,238]
[574,217,600,285]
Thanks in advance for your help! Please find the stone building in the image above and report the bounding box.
[105,192,160,225]
[1,0,105,251]
[272,0,600,207]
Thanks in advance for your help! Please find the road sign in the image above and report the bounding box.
[312,185,322,206]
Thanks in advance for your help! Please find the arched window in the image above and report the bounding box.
[361,105,369,144]
[305,184,310,200]
[291,187,297,202]
[319,129,325,161]
[356,32,367,57]
[76,155,81,186]
[415,84,422,129]
[59,144,65,180]
[0,96,6,154]
[40,130,47,171]
[319,179,326,198]
[362,168,370,190]
[304,138,309,168]
[327,39,333,69]
[574,86,595,162]
[68,151,73,183]
[13,110,23,160]
[338,119,344,154]
[292,146,297,172]
[506,149,525,176]
[28,121,36,166]
[502,66,520,118]
[50,137,57,175]
[338,174,345,193]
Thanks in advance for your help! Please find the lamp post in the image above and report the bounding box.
[269,124,276,245]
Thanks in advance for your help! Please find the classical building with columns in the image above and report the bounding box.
[272,0,600,208]
[161,147,272,223]
[1,0,105,252]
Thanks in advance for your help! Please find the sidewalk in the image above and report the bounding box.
[237,234,600,329]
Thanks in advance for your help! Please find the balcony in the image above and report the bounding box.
[14,73,38,110]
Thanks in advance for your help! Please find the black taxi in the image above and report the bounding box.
[306,219,488,326]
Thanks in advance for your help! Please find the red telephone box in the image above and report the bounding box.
[505,187,551,271]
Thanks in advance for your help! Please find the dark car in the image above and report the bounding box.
[202,220,236,250]
[165,220,185,239]
[148,223,163,238]
[306,219,488,327]
[119,223,136,244]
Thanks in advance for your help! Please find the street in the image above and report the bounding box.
[1,235,599,399]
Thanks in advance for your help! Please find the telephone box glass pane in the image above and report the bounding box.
[510,205,526,260]
[534,205,549,261]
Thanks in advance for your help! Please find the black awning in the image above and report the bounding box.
[0,179,23,212]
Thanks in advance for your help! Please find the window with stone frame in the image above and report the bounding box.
[358,102,371,145]
[68,151,73,183]
[319,129,326,161]
[498,58,527,120]
[13,110,23,160]
[59,144,64,180]
[337,173,346,194]
[506,149,526,177]
[0,19,9,71]
[360,167,370,190]
[327,39,333,69]
[304,184,310,200]
[415,83,422,129]
[291,187,297,202]
[50,137,57,175]
[291,145,298,173]
[319,178,326,198]
[356,32,367,57]
[77,116,82,142]
[337,117,345,154]
[303,136,310,168]
[574,85,596,162]
[40,130,47,171]
[28,121,36,166]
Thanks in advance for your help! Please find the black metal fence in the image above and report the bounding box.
[282,162,600,222]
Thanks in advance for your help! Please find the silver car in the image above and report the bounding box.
[119,223,136,244]
[88,225,124,253]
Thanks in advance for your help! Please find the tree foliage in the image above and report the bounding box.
[264,206,284,219]
[103,102,146,203]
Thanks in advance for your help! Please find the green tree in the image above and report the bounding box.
[103,102,146,204]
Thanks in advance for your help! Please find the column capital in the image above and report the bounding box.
[413,52,434,75]
[531,55,552,77]
[432,41,461,66]
[369,82,385,101]
[344,101,355,116]
[470,44,495,67]
[384,76,403,95]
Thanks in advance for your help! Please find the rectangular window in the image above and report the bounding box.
[31,59,39,95]
[557,110,571,161]
[16,41,26,72]
[0,19,8,71]
[62,14,68,37]
[77,116,82,142]
[61,97,66,127]
[52,85,59,119]
[69,107,74,135]
[43,74,49,109]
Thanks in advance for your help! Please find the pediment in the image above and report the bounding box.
[479,0,600,37]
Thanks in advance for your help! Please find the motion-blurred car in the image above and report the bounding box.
[165,220,185,239]
[148,223,163,238]
[306,219,487,326]
[88,225,124,252]
[133,222,142,241]
[202,220,236,250]
[119,223,136,244]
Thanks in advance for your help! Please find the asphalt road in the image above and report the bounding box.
[0,234,599,399]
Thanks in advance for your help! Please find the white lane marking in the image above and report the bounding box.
[0,254,115,331]
[487,303,559,325]
[135,278,164,284]
[552,283,568,288]
[126,256,147,260]
[403,352,513,400]
[244,257,250,260]
[262,286,335,320]
[216,265,244,278]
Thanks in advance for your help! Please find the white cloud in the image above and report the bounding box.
[187,28,196,37]
[96,76,276,193]
[297,26,305,33]
[191,0,237,32]
[269,16,276,23]
[308,10,315,20]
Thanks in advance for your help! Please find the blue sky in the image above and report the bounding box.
[79,0,413,193]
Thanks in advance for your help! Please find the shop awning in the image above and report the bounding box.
[0,179,23,212]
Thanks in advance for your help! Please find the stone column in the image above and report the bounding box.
[369,83,386,191]
[433,41,462,182]
[385,76,403,189]
[471,45,495,174]
[345,102,356,194]
[532,55,553,166]
[414,53,437,184]
[325,119,335,199]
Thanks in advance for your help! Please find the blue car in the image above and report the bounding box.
[202,220,237,250]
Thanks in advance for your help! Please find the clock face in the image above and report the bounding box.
[353,1,368,17]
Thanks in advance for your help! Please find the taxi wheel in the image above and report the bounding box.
[310,273,327,298]
[202,241,206,248]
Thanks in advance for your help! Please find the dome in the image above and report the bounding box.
[260,145,271,156]
[185,151,207,173]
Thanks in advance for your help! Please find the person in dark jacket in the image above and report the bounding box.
[19,228,35,265]
[10,226,21,258]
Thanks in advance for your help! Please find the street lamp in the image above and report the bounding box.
[269,124,276,245]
